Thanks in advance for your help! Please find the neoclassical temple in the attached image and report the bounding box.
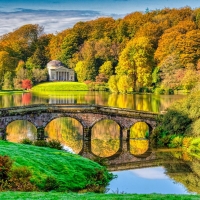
[47,60,75,81]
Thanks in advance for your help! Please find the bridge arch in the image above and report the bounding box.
[41,114,86,129]
[44,116,84,154]
[90,119,122,158]
[6,120,37,142]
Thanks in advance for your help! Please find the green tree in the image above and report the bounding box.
[116,36,155,91]
[31,68,48,84]
[2,71,13,90]
[0,51,17,87]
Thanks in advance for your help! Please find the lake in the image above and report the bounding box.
[2,91,198,195]
[0,91,185,112]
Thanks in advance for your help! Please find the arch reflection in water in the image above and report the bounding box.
[129,139,149,156]
[91,119,120,158]
[6,120,37,143]
[129,122,149,155]
[45,117,83,154]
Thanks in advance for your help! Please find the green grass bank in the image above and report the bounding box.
[0,192,199,200]
[31,82,89,91]
[0,141,113,192]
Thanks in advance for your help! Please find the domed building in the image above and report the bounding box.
[47,60,75,81]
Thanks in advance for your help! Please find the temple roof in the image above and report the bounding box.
[47,60,65,69]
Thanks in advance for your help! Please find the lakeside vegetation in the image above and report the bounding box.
[151,84,200,151]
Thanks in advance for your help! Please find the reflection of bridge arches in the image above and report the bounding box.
[90,119,121,158]
[80,139,155,171]
[128,139,149,156]
[6,120,37,143]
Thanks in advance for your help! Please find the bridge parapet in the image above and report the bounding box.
[0,104,160,120]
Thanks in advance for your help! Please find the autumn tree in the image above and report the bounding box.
[22,79,32,90]
[0,24,43,61]
[98,61,113,78]
[117,75,133,93]
[116,36,155,91]
[108,75,119,93]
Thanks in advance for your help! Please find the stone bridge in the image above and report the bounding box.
[0,104,160,140]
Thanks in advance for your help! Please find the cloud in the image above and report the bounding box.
[130,167,168,179]
[0,9,113,36]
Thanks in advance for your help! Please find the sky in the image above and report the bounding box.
[108,167,190,194]
[0,0,199,36]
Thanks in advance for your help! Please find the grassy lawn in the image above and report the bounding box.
[0,140,112,192]
[1,141,200,199]
[31,82,89,91]
[0,192,199,200]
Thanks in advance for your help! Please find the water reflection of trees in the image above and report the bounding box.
[156,151,200,194]
[0,92,184,112]
[91,119,120,157]
[45,117,83,154]
[6,120,37,142]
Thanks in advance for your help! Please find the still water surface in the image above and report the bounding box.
[3,91,197,195]
[0,91,185,112]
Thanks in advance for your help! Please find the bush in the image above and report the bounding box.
[168,136,183,148]
[8,167,36,191]
[43,176,60,191]
[154,88,165,94]
[0,156,37,192]
[0,155,13,180]
[34,140,49,147]
[48,140,63,150]
[20,138,33,145]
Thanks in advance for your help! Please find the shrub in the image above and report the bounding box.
[86,168,116,193]
[0,155,13,180]
[34,140,48,147]
[43,176,60,191]
[0,156,37,192]
[8,167,36,191]
[154,88,165,94]
[48,140,63,150]
[20,138,33,145]
[168,136,183,148]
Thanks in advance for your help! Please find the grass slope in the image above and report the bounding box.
[0,141,112,191]
[0,192,199,200]
[31,82,89,91]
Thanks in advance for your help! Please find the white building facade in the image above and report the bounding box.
[47,60,75,81]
